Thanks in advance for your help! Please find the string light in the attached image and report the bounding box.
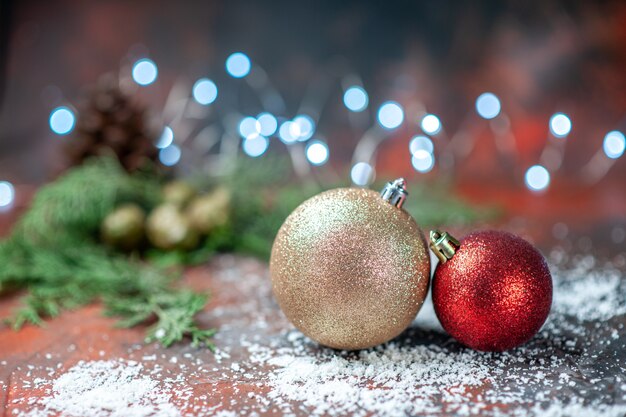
[257,113,278,136]
[305,140,329,165]
[343,86,368,112]
[49,55,618,193]
[156,126,174,149]
[411,150,435,173]
[603,131,625,159]
[475,93,501,119]
[421,114,441,135]
[49,106,76,135]
[350,162,375,186]
[409,135,434,155]
[239,117,262,140]
[377,102,404,130]
[549,113,572,138]
[293,115,315,141]
[225,52,251,78]
[279,121,298,144]
[132,58,158,86]
[192,78,218,105]
[242,135,269,157]
[525,165,550,191]
[159,145,181,166]
[0,181,15,208]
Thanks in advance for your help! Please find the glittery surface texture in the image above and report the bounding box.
[270,188,430,350]
[433,230,553,352]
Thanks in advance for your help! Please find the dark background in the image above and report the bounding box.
[0,0,624,208]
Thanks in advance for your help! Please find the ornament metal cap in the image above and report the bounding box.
[380,178,408,208]
[429,230,460,263]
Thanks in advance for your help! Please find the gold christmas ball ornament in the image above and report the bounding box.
[270,179,431,350]
[162,181,197,207]
[186,187,231,234]
[101,203,145,251]
[146,204,199,250]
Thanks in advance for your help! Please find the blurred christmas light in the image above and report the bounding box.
[192,78,218,105]
[49,106,76,135]
[257,113,278,136]
[377,102,404,130]
[409,135,434,155]
[132,58,158,86]
[156,126,174,149]
[279,121,298,144]
[242,135,269,157]
[411,150,435,173]
[525,165,550,191]
[288,121,302,139]
[612,227,625,244]
[293,115,315,141]
[549,113,572,137]
[475,93,501,119]
[159,145,181,166]
[0,181,15,208]
[225,52,251,78]
[603,130,625,159]
[350,162,374,186]
[305,140,329,166]
[239,117,262,140]
[421,114,441,135]
[343,86,368,112]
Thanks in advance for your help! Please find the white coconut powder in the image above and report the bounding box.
[6,253,626,417]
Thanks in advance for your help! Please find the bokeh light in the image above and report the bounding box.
[156,126,174,149]
[192,78,218,105]
[525,165,550,191]
[411,150,435,173]
[225,52,251,78]
[0,181,15,208]
[350,162,375,186]
[257,113,278,136]
[343,86,368,112]
[293,115,315,141]
[159,145,181,166]
[409,135,434,155]
[421,114,442,135]
[305,140,329,166]
[475,93,501,119]
[603,130,625,159]
[239,117,262,140]
[549,113,572,137]
[242,136,269,157]
[132,58,158,86]
[377,102,404,130]
[49,106,76,135]
[278,121,298,144]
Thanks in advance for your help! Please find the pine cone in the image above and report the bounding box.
[65,73,160,172]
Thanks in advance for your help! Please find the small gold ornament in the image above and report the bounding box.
[146,204,198,250]
[101,203,145,251]
[270,179,430,350]
[163,181,197,207]
[186,187,231,234]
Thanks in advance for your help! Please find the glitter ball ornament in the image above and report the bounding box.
[270,179,431,350]
[430,230,552,352]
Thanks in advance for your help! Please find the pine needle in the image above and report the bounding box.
[0,158,213,348]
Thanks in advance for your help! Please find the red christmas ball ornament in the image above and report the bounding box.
[429,230,552,352]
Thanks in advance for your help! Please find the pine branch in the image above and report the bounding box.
[0,158,213,348]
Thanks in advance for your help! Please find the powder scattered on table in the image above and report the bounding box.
[6,253,626,417]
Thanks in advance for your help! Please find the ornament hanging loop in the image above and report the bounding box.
[380,178,408,208]
[430,230,460,263]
